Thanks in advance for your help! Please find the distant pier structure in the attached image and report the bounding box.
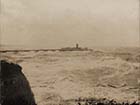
[59,43,92,51]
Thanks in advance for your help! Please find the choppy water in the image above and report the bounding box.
[1,48,140,104]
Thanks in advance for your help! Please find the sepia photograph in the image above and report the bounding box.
[0,0,140,105]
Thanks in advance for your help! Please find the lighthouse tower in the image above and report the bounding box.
[76,43,79,49]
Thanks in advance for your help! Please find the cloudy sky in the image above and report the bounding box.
[1,0,139,48]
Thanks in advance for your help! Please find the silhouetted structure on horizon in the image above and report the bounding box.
[76,43,79,49]
[59,44,92,51]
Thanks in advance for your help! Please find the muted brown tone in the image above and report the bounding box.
[1,0,139,48]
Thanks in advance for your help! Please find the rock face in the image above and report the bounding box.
[0,60,36,105]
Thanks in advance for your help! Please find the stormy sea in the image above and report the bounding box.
[1,47,140,105]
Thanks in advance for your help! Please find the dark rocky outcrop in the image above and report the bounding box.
[0,60,36,105]
[62,98,140,105]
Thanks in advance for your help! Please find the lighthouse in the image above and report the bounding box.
[76,43,79,49]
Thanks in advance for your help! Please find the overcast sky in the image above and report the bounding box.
[1,0,139,48]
